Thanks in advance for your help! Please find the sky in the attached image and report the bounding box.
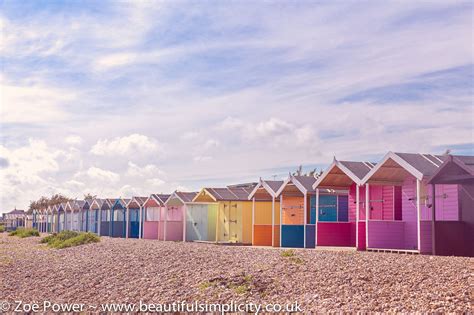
[0,0,473,213]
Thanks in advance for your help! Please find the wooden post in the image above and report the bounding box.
[215,203,220,243]
[271,196,275,247]
[98,207,102,236]
[139,205,143,239]
[315,188,319,246]
[279,195,283,247]
[416,179,421,252]
[183,204,187,242]
[365,183,370,249]
[431,184,436,255]
[303,192,307,248]
[252,197,255,244]
[356,185,360,249]
[126,206,130,238]
[164,205,168,241]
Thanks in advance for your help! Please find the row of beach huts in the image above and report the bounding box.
[17,152,474,257]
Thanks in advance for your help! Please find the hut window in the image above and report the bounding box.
[146,207,160,221]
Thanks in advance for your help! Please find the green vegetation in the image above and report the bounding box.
[8,228,40,238]
[281,249,304,264]
[0,225,5,233]
[281,249,296,257]
[41,230,100,249]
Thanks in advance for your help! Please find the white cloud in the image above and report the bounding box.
[193,155,213,162]
[0,83,73,123]
[83,167,120,183]
[94,52,138,71]
[65,179,85,188]
[126,161,164,177]
[65,135,84,146]
[255,118,293,137]
[146,178,166,187]
[90,134,162,156]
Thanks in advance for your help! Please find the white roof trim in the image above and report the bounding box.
[361,151,424,184]
[248,179,278,199]
[164,191,186,205]
[313,160,364,188]
[276,175,308,196]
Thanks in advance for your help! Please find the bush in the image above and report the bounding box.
[0,225,5,233]
[8,228,40,238]
[41,231,100,249]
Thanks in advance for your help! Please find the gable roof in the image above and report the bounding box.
[194,186,254,202]
[175,191,198,203]
[314,159,376,188]
[362,152,447,184]
[248,179,284,199]
[127,196,148,208]
[6,209,25,215]
[428,154,474,184]
[276,175,316,196]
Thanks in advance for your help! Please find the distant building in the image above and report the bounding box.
[3,209,26,231]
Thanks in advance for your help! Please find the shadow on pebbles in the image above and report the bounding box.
[0,233,472,313]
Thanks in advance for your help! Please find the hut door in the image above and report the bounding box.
[319,195,337,222]
[228,202,238,242]
[222,202,230,242]
[370,186,383,220]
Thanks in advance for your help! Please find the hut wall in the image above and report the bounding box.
[253,201,280,246]
[144,206,160,239]
[185,204,210,241]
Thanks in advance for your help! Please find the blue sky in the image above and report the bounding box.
[0,0,472,212]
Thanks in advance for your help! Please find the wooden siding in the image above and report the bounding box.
[253,225,272,246]
[254,201,280,225]
[282,196,305,225]
[317,222,353,246]
[367,220,405,249]
[143,221,159,239]
[242,201,253,244]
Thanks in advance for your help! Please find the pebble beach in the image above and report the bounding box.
[1,233,472,313]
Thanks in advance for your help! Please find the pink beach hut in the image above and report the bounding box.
[313,158,384,250]
[143,194,171,240]
[361,152,460,254]
[164,191,198,241]
[427,154,474,257]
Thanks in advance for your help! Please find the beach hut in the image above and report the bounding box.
[191,184,255,244]
[361,152,459,254]
[143,194,170,240]
[57,203,67,231]
[3,209,26,231]
[126,197,147,239]
[164,191,198,241]
[313,159,385,250]
[90,198,113,236]
[66,200,86,231]
[80,200,91,232]
[110,198,130,238]
[427,154,474,257]
[247,179,283,247]
[87,198,104,234]
[275,175,316,248]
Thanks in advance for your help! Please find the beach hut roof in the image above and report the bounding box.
[175,191,199,203]
[127,196,148,208]
[90,198,113,209]
[276,175,317,196]
[193,186,254,202]
[428,154,474,184]
[362,152,447,184]
[145,194,171,206]
[313,159,376,189]
[248,179,284,199]
[6,209,25,215]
